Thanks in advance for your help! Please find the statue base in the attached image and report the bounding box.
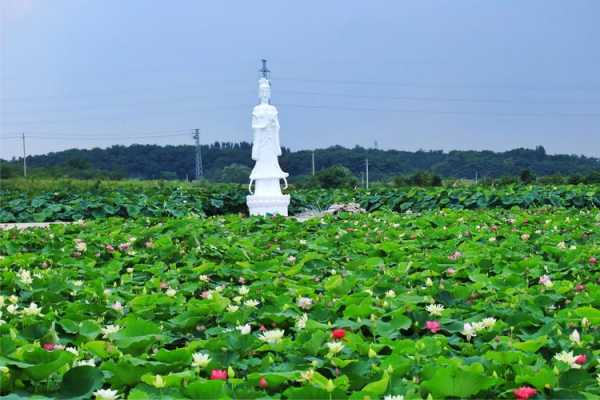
[247,194,290,216]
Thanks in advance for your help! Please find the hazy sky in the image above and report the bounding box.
[1,0,600,159]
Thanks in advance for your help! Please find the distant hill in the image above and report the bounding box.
[1,142,599,181]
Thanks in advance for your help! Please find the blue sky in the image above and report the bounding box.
[1,0,599,159]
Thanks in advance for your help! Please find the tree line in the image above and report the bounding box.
[1,142,599,185]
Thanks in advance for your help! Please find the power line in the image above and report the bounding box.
[276,77,600,92]
[277,89,600,105]
[279,103,600,117]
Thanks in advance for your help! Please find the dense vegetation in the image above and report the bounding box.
[1,208,599,398]
[2,180,600,223]
[2,142,599,182]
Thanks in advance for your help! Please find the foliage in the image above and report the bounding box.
[304,165,359,189]
[3,142,600,181]
[1,208,599,398]
[2,180,600,222]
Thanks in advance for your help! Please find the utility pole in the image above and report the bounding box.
[193,129,203,180]
[21,133,27,178]
[365,158,369,190]
[311,150,315,176]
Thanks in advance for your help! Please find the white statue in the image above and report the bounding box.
[247,73,290,216]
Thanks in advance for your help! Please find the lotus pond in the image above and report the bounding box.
[1,208,599,399]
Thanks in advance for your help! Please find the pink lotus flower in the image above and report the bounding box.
[159,282,169,289]
[210,369,228,380]
[590,256,598,266]
[201,290,211,299]
[42,343,56,351]
[105,244,115,253]
[575,354,587,365]
[513,386,537,400]
[118,243,129,252]
[446,268,456,276]
[425,320,441,333]
[258,376,268,388]
[539,275,553,287]
[331,328,346,340]
[448,251,462,261]
[575,284,586,292]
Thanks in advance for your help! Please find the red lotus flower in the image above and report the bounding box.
[590,256,598,265]
[425,320,441,333]
[210,369,228,380]
[258,376,268,389]
[575,354,587,365]
[513,386,537,400]
[332,328,346,340]
[42,343,56,351]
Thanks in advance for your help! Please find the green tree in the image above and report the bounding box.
[220,164,251,183]
[311,165,358,189]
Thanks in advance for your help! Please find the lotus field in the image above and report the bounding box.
[1,206,600,399]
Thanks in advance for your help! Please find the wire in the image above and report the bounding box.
[277,90,600,105]
[279,103,600,117]
[276,77,600,92]
[25,133,191,141]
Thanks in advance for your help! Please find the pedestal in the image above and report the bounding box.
[247,194,290,216]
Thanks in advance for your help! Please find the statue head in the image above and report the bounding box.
[258,78,271,104]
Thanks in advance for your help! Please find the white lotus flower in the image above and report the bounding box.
[65,347,79,356]
[165,288,177,297]
[297,297,313,310]
[126,268,134,273]
[385,290,396,298]
[111,302,123,312]
[472,321,488,332]
[227,305,239,313]
[73,280,84,287]
[18,269,33,285]
[570,329,581,345]
[198,274,210,282]
[258,329,284,344]
[6,304,18,315]
[152,374,166,388]
[93,388,120,400]
[244,299,260,308]
[101,324,121,338]
[481,317,497,329]
[425,304,444,316]
[384,396,405,400]
[8,295,18,304]
[74,239,87,252]
[238,286,250,296]
[191,352,211,368]
[299,369,314,382]
[296,313,308,330]
[425,277,434,287]
[75,359,96,367]
[326,341,344,354]
[0,295,5,307]
[237,324,251,335]
[582,317,590,328]
[461,323,477,341]
[22,302,42,316]
[554,351,581,369]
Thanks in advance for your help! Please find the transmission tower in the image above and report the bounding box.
[193,129,203,180]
